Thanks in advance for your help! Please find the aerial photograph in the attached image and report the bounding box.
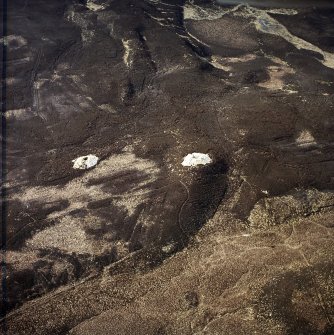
[1,0,334,334]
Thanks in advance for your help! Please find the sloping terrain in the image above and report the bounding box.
[1,0,334,334]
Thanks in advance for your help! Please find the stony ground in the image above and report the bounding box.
[1,0,334,334]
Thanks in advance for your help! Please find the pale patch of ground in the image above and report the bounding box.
[6,77,21,85]
[209,56,232,71]
[122,39,133,68]
[225,54,257,63]
[6,108,33,121]
[7,250,39,271]
[182,153,212,167]
[27,216,94,255]
[258,65,295,90]
[1,35,27,49]
[184,2,297,22]
[184,3,334,69]
[295,130,317,147]
[13,152,160,255]
[209,54,257,71]
[72,154,99,169]
[66,9,95,44]
[98,104,117,113]
[266,8,298,16]
[237,6,334,69]
[238,129,247,136]
[27,152,158,217]
[86,0,105,11]
[183,1,240,21]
